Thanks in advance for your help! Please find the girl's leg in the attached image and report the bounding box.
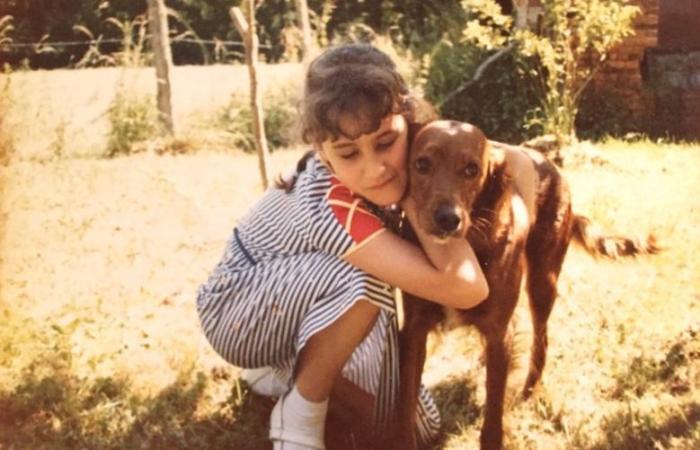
[270,300,380,450]
[296,300,380,401]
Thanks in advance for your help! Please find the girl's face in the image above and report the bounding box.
[319,114,408,207]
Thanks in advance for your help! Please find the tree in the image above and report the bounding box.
[148,0,176,135]
[294,0,314,64]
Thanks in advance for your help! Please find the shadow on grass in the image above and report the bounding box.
[610,324,699,400]
[0,369,273,450]
[428,375,481,447]
[583,401,700,450]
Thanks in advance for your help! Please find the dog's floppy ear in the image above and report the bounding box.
[473,144,510,208]
[486,144,510,186]
[407,121,426,146]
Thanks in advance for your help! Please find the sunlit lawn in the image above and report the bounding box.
[0,66,698,449]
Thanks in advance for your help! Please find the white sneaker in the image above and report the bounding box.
[269,387,327,450]
[240,367,290,397]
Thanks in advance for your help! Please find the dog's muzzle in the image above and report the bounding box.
[433,204,462,237]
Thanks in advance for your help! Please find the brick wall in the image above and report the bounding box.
[684,84,700,140]
[589,0,700,139]
[650,50,700,140]
[590,0,658,122]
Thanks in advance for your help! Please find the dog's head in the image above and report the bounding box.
[407,120,491,240]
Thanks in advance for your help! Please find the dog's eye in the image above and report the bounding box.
[415,157,431,174]
[464,162,480,178]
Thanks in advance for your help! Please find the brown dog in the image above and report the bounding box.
[394,120,657,450]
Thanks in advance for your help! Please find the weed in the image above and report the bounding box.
[105,15,150,69]
[106,88,157,157]
[0,65,15,164]
[72,24,117,68]
[50,117,68,160]
[219,87,299,152]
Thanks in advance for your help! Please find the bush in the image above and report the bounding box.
[427,0,640,145]
[219,87,299,152]
[575,84,640,141]
[425,40,541,143]
[106,89,157,158]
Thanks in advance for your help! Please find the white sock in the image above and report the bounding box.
[240,367,289,397]
[271,385,328,450]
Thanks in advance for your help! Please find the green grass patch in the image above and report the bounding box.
[610,326,698,400]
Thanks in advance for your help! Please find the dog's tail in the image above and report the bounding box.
[572,214,660,258]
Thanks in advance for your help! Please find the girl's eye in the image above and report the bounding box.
[340,151,358,160]
[464,162,480,178]
[376,138,396,150]
[415,157,431,174]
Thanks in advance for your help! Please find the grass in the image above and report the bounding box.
[0,64,304,160]
[1,66,699,449]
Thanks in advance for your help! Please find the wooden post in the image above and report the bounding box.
[294,0,314,65]
[148,0,176,136]
[231,1,270,190]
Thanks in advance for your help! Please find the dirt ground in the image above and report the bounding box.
[0,148,306,392]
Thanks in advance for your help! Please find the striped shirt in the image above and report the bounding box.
[196,153,439,443]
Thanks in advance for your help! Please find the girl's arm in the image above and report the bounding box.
[344,199,488,309]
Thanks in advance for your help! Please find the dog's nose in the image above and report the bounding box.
[434,205,462,234]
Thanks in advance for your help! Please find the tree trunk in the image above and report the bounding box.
[147,0,176,135]
[231,2,270,190]
[513,0,529,30]
[294,0,314,65]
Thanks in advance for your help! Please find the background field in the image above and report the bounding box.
[0,66,698,449]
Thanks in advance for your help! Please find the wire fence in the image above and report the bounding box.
[0,37,272,50]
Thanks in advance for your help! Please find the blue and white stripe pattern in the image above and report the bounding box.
[196,154,440,444]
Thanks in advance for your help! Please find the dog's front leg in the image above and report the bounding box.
[392,294,440,450]
[479,327,513,450]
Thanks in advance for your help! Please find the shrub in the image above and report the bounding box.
[519,0,640,145]
[219,87,299,152]
[425,40,541,143]
[106,88,157,158]
[425,0,640,145]
[576,84,640,141]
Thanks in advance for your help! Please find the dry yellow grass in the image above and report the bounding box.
[1,64,303,159]
[2,142,698,449]
[0,66,698,449]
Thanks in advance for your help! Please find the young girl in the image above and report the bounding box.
[196,43,488,449]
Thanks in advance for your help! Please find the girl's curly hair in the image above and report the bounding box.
[276,43,435,192]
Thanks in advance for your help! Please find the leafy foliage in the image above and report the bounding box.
[518,0,640,144]
[106,88,157,158]
[425,0,640,144]
[425,40,541,143]
[575,83,640,141]
[1,0,477,69]
[219,87,299,153]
